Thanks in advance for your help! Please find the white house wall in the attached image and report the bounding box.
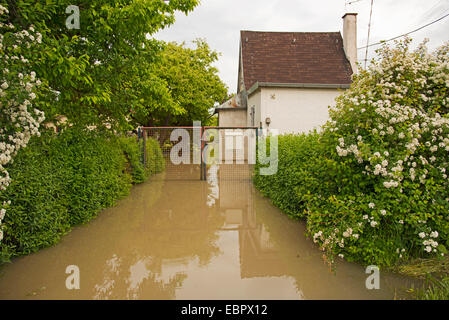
[218,109,247,127]
[256,87,343,134]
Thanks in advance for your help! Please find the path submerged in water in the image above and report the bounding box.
[0,165,417,299]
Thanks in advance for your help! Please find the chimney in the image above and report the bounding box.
[342,13,358,74]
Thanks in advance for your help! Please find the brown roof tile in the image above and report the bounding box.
[240,31,353,91]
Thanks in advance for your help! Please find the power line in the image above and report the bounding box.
[420,0,449,20]
[345,0,366,11]
[364,0,374,68]
[347,0,366,5]
[358,11,449,50]
[345,0,365,11]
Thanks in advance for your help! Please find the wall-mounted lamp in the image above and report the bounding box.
[265,117,271,126]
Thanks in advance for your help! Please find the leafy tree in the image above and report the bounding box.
[1,0,200,129]
[133,39,228,127]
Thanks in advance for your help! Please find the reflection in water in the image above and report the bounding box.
[93,254,121,300]
[206,164,219,207]
[0,165,418,299]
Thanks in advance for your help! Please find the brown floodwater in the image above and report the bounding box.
[0,164,418,300]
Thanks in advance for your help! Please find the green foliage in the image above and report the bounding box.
[417,277,449,300]
[119,136,146,184]
[254,39,449,268]
[1,0,200,129]
[58,129,133,226]
[118,135,165,183]
[254,133,327,220]
[0,127,164,264]
[208,115,218,127]
[1,2,227,130]
[133,39,228,127]
[145,137,165,176]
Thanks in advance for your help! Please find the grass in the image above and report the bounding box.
[416,277,449,300]
[395,256,449,278]
[394,256,449,300]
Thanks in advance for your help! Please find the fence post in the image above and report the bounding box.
[137,127,143,166]
[203,141,207,180]
[255,127,259,165]
[200,127,204,180]
[143,129,147,168]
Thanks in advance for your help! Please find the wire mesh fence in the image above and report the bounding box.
[140,127,258,181]
[141,127,199,180]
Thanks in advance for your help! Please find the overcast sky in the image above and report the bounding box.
[154,0,449,93]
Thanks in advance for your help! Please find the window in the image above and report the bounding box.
[250,106,255,127]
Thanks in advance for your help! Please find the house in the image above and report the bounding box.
[216,13,357,134]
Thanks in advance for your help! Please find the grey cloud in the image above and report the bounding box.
[155,0,449,93]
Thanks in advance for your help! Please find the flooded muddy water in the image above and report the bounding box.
[0,165,417,299]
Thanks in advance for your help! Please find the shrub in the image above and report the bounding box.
[254,38,449,267]
[254,132,326,220]
[0,127,164,264]
[0,7,47,245]
[144,137,165,177]
[58,129,132,225]
[119,136,146,184]
[118,135,165,183]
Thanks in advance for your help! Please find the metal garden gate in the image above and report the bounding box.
[138,126,259,181]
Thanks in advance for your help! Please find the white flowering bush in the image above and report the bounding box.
[255,38,449,267]
[307,38,449,266]
[0,5,45,242]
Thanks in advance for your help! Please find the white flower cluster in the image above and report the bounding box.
[396,247,406,259]
[313,230,323,243]
[312,224,360,258]
[0,200,9,241]
[329,39,449,194]
[362,203,380,227]
[1,7,45,242]
[0,5,8,17]
[342,227,359,239]
[335,103,449,191]
[419,230,440,253]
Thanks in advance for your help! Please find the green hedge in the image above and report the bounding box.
[0,128,164,264]
[118,136,165,184]
[254,132,329,220]
[145,137,165,177]
[119,136,146,184]
[254,132,449,267]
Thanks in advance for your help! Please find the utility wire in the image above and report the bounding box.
[419,0,447,22]
[345,0,365,11]
[347,0,365,5]
[358,11,449,50]
[364,0,374,68]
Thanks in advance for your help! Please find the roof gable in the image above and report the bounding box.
[239,31,353,92]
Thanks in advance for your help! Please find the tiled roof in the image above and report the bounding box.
[240,31,353,91]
